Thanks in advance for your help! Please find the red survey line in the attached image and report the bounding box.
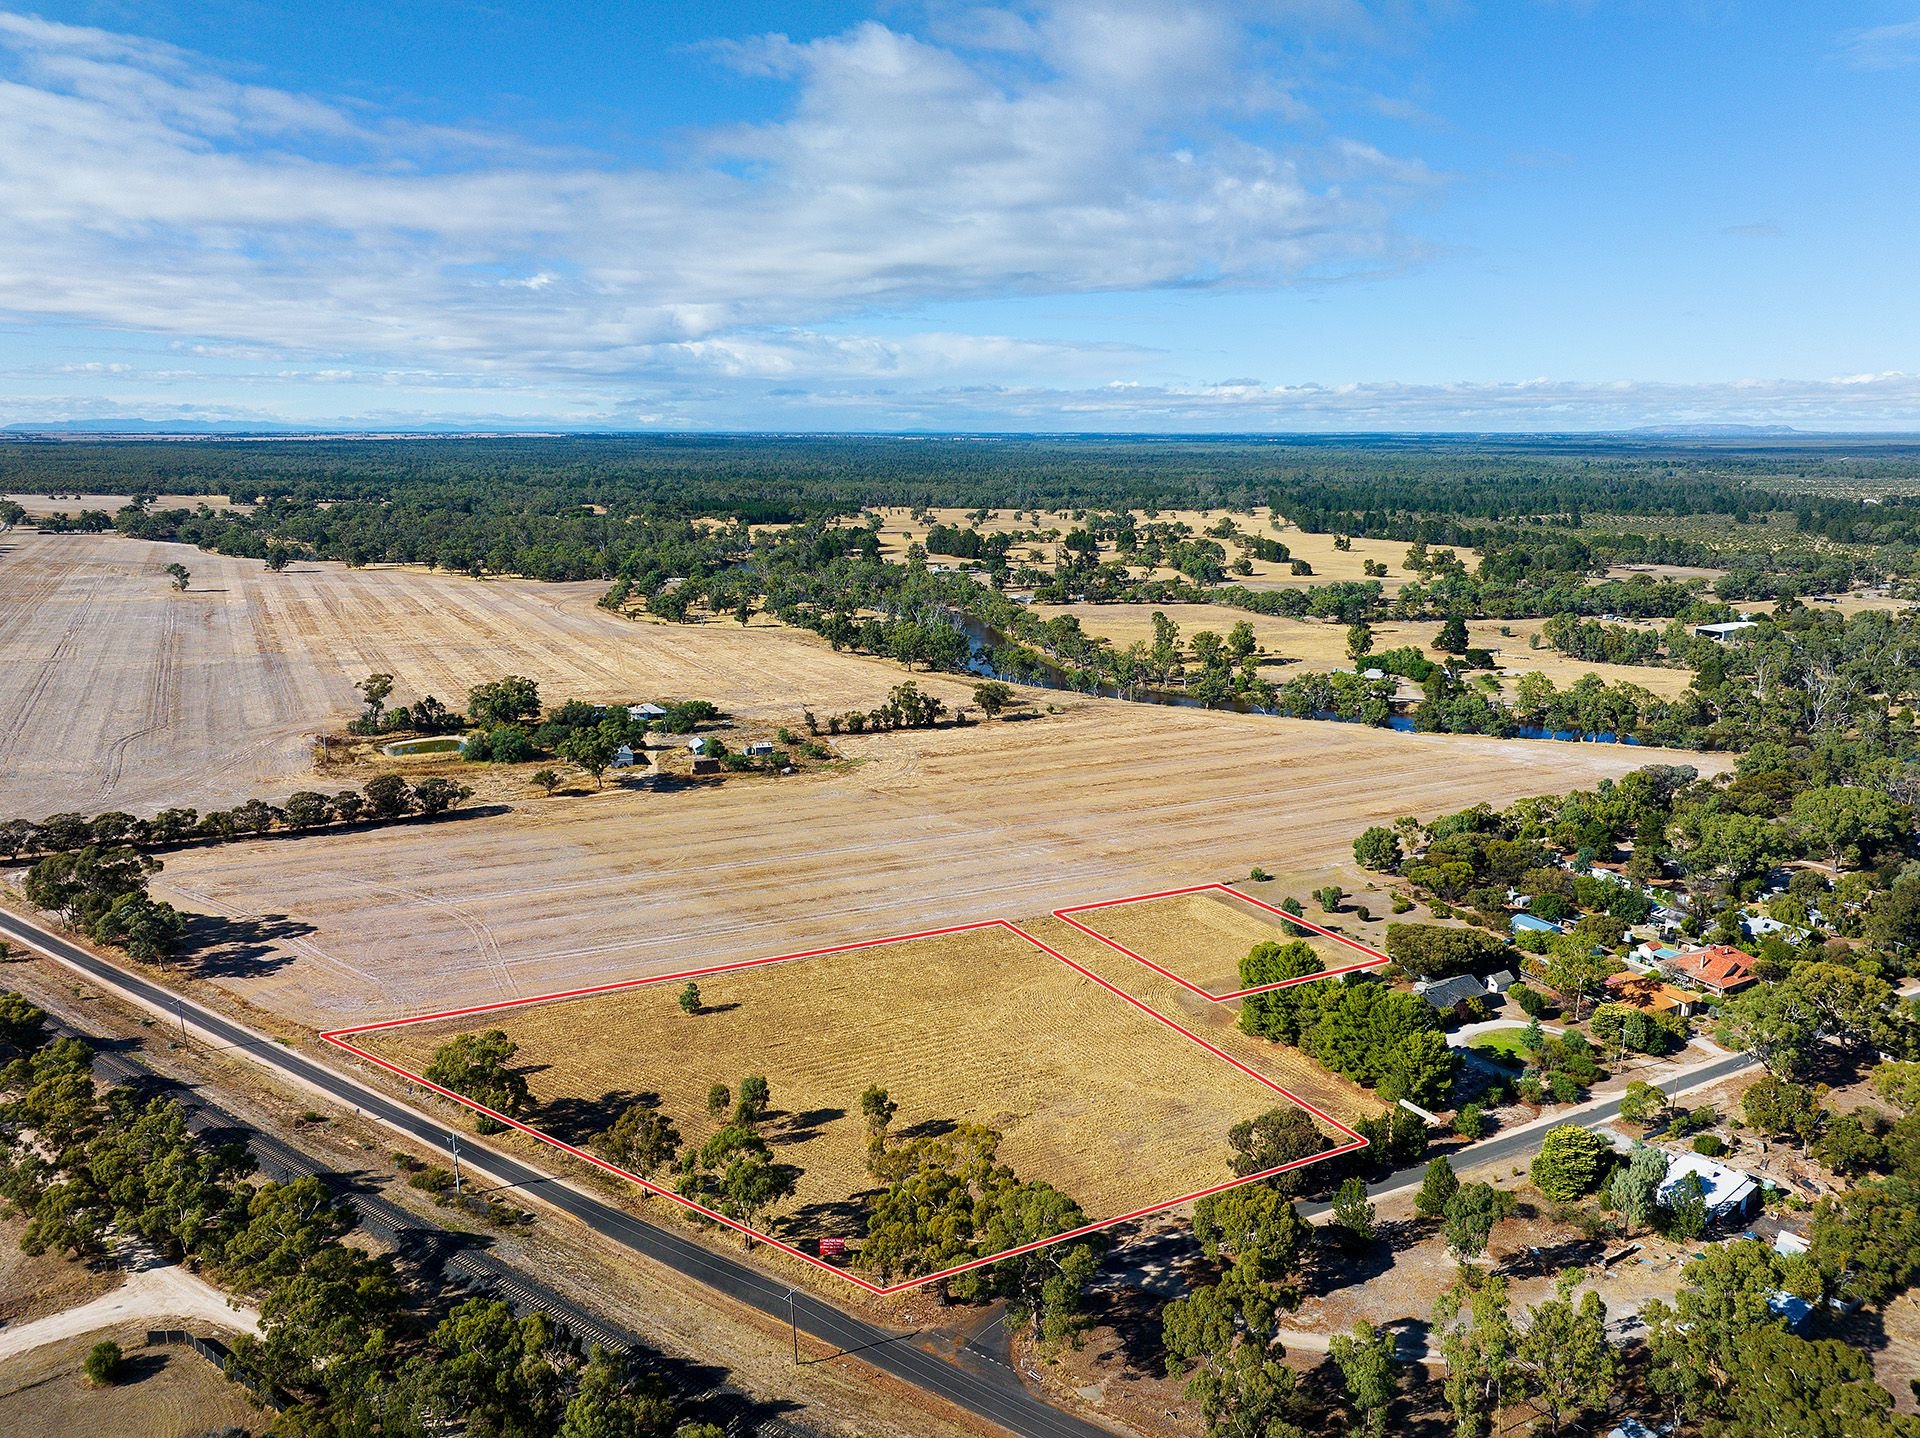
[1054,882,1389,1001]
[320,894,1370,1297]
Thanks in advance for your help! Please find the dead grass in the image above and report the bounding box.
[0,1215,122,1326]
[865,505,1417,594]
[362,920,1358,1238]
[4,492,243,516]
[1029,605,1698,699]
[1064,889,1377,996]
[0,1324,262,1438]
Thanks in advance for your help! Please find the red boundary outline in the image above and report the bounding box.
[321,897,1372,1296]
[1053,882,1389,1001]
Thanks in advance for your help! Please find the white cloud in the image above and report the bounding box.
[1838,18,1920,70]
[0,4,1426,383]
[696,371,1920,432]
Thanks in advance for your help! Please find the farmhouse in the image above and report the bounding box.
[629,702,668,720]
[1657,1150,1761,1224]
[1663,944,1758,996]
[1413,974,1490,1017]
[1693,620,1759,642]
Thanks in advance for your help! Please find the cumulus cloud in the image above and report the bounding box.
[0,3,1426,383]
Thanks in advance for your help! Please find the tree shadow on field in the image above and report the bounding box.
[1301,1220,1403,1295]
[893,1116,958,1143]
[178,911,312,979]
[119,1349,172,1385]
[767,1106,845,1149]
[1095,1276,1180,1377]
[779,1192,875,1241]
[535,1088,658,1145]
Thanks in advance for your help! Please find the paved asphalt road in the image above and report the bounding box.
[0,906,1114,1438]
[1300,1045,1759,1220]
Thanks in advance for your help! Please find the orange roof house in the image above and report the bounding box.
[1663,944,1758,996]
[1606,971,1697,1016]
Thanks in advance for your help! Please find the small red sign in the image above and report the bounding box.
[818,1237,848,1259]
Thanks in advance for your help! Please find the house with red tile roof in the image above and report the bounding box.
[1662,944,1758,996]
[1606,971,1698,1016]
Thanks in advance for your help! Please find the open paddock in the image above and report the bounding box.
[337,914,1367,1291]
[0,529,974,817]
[1054,885,1386,1001]
[1027,605,1698,698]
[148,697,1725,1030]
[4,492,246,516]
[864,506,1418,594]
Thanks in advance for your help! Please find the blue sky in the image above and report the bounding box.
[1,2,1916,431]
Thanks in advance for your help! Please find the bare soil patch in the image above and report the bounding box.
[0,1215,122,1327]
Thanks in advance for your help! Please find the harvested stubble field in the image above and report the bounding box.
[1063,889,1376,997]
[3,491,244,516]
[152,690,1727,1029]
[0,529,974,816]
[357,919,1363,1240]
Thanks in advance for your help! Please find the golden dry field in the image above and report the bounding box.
[1062,888,1378,996]
[3,492,244,516]
[2,532,1726,1039]
[359,917,1370,1236]
[0,528,975,816]
[864,504,1414,594]
[1027,604,1698,699]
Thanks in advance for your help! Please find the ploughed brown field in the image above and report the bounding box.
[356,913,1377,1239]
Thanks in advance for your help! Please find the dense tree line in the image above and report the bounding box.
[2,774,477,864]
